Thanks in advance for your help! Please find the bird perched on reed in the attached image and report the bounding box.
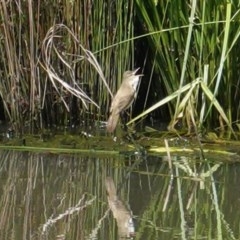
[106,68,142,133]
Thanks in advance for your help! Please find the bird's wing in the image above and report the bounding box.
[110,90,135,114]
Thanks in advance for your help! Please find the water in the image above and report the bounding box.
[0,149,239,240]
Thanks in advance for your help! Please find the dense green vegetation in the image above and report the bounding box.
[0,0,239,137]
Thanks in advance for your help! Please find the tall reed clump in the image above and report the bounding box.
[0,1,39,134]
[135,0,240,134]
[0,0,137,134]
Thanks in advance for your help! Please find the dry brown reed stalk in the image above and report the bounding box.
[41,24,100,110]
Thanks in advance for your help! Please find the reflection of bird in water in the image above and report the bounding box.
[105,177,135,238]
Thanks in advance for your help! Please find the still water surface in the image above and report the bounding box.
[0,150,239,239]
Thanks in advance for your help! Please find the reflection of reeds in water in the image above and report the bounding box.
[105,177,135,238]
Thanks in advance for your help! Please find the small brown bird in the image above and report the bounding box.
[106,68,142,133]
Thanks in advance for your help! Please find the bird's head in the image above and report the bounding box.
[123,68,143,91]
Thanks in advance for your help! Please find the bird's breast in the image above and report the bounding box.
[130,76,140,91]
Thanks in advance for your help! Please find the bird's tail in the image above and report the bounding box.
[106,113,119,133]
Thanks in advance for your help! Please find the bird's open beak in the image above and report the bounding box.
[133,67,144,76]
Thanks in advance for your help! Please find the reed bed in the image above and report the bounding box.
[0,0,239,135]
[135,0,240,134]
[0,0,135,134]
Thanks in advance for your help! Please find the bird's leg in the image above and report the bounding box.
[119,111,137,141]
[120,111,128,132]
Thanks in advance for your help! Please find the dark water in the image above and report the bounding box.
[0,150,239,240]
